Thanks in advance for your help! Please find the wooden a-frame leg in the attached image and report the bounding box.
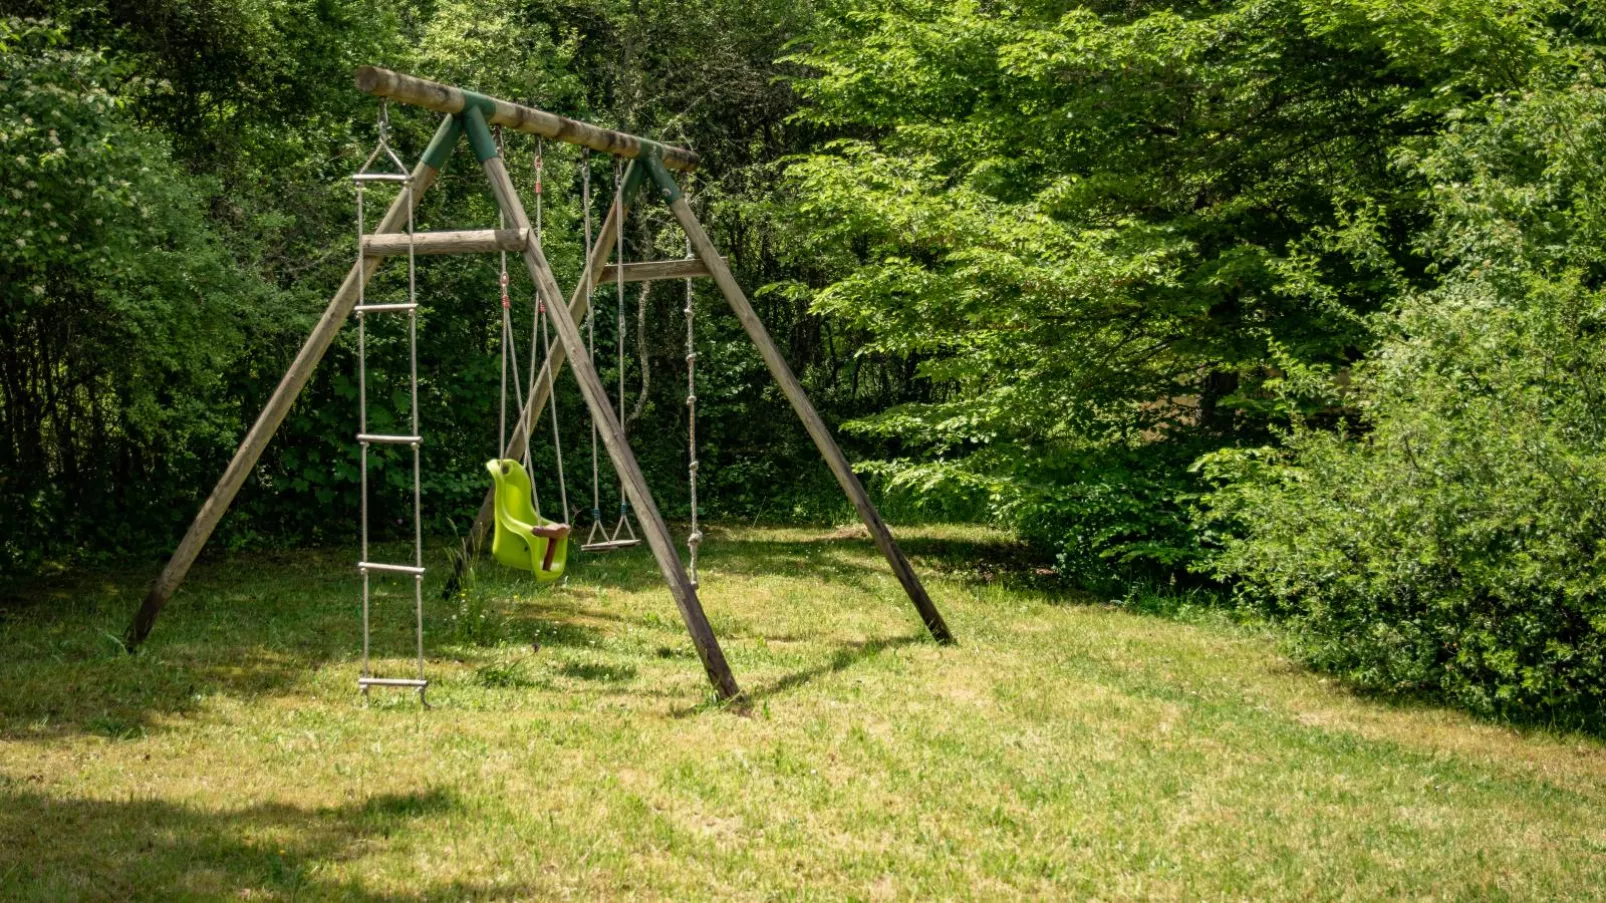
[474,140,742,701]
[659,183,956,645]
[124,116,461,650]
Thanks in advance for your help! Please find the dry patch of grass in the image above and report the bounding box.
[2,524,1604,901]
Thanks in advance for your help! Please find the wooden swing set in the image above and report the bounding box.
[122,67,955,702]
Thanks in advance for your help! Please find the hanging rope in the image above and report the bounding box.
[630,281,651,425]
[684,232,702,586]
[499,132,575,526]
[582,151,607,546]
[494,127,545,520]
[609,158,639,545]
[528,138,569,520]
[614,160,628,445]
[533,137,552,478]
[496,127,512,461]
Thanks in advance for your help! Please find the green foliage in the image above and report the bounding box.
[861,441,1204,592]
[0,17,257,569]
[1200,48,1606,724]
[0,1,865,574]
[771,0,1568,576]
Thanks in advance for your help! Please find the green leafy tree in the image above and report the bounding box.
[0,17,258,569]
[774,0,1561,584]
[1,1,850,570]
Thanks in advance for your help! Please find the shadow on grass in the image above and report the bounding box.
[0,785,536,900]
[0,546,415,742]
[557,660,638,683]
[459,522,1067,603]
[0,526,1042,736]
[743,633,927,704]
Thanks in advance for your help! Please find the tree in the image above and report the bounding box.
[774,0,1560,584]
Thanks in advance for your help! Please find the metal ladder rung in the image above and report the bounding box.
[359,561,425,576]
[353,142,425,705]
[581,539,642,553]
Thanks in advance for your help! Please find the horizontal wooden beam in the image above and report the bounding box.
[361,228,528,257]
[596,257,721,285]
[356,66,700,173]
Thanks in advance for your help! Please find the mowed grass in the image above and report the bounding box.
[2,524,1605,901]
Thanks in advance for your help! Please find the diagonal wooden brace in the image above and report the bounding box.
[465,109,742,701]
[639,151,956,645]
[125,115,463,649]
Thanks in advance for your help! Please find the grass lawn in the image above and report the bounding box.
[2,523,1604,901]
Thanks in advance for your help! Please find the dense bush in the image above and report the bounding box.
[774,0,1571,580]
[0,18,257,570]
[1200,280,1606,721]
[1200,50,1606,723]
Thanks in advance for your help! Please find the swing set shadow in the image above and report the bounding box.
[120,67,956,703]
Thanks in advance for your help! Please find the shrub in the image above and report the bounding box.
[1199,275,1606,723]
[1199,50,1606,725]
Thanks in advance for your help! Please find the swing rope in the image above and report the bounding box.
[494,128,572,524]
[684,231,702,587]
[609,159,639,546]
[582,151,608,548]
[531,138,569,519]
[495,140,538,517]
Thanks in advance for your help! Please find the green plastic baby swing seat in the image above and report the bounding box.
[484,458,570,582]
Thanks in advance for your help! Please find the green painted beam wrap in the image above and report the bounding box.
[462,106,499,164]
[459,88,497,117]
[620,157,648,207]
[419,115,462,171]
[638,145,683,205]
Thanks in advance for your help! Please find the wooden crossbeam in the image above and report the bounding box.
[362,228,527,256]
[356,67,700,173]
[597,257,720,285]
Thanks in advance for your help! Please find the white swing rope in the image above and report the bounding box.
[528,138,569,521]
[683,227,702,587]
[610,159,639,545]
[495,127,555,522]
[582,151,607,546]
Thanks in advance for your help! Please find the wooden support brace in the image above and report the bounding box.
[644,157,957,645]
[597,257,719,285]
[125,115,462,649]
[473,136,742,700]
[362,228,528,256]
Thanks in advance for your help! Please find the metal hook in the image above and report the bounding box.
[354,99,409,182]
